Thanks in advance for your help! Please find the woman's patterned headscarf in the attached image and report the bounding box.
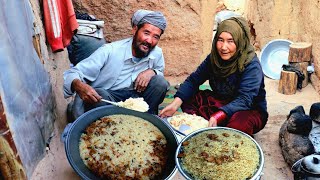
[210,17,255,77]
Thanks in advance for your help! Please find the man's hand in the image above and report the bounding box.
[208,116,218,127]
[134,69,155,93]
[72,79,102,104]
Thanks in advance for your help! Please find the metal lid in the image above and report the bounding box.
[301,154,320,174]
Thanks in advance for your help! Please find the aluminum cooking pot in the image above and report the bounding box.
[292,154,320,180]
[64,105,178,180]
[175,127,265,180]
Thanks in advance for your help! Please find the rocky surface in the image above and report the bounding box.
[279,111,314,167]
[72,0,320,89]
[72,0,215,77]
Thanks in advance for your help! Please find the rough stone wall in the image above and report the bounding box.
[246,0,320,82]
[72,0,216,81]
[72,0,320,89]
[300,1,320,80]
[28,0,74,178]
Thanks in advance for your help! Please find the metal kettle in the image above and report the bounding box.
[292,154,320,180]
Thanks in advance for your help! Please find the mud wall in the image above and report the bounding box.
[28,0,74,178]
[72,0,217,82]
[247,0,320,93]
[72,0,320,87]
[29,0,71,133]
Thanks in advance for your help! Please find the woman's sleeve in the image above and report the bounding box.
[220,58,263,117]
[174,55,211,101]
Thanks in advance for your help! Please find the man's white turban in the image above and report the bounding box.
[131,9,167,31]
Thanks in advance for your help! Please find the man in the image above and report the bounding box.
[63,9,169,121]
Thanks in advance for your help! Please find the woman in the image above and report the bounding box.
[160,17,268,136]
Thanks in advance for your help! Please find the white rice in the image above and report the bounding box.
[79,114,167,179]
[169,113,209,134]
[117,97,149,112]
[179,129,260,180]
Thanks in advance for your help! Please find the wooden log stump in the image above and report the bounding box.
[290,62,309,88]
[288,42,312,62]
[278,70,298,95]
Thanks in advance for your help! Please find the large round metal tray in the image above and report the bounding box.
[260,39,293,79]
[64,105,178,180]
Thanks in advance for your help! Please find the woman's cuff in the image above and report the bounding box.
[211,111,227,125]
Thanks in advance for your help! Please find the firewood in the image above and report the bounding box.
[288,42,312,62]
[278,70,298,95]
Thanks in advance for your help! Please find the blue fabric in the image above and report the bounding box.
[175,54,268,119]
[63,37,165,98]
[112,57,145,90]
[67,34,106,65]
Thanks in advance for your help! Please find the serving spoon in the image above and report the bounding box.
[179,124,192,132]
[101,99,121,107]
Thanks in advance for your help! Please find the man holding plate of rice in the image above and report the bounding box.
[63,9,169,121]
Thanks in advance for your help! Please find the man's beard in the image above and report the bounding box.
[132,35,154,58]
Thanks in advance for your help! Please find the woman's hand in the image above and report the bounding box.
[209,111,227,127]
[72,79,102,104]
[208,116,218,127]
[159,97,183,118]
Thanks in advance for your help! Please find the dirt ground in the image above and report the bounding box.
[31,77,320,180]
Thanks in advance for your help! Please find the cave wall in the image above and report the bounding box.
[73,0,320,90]
[72,0,217,82]
[247,0,320,85]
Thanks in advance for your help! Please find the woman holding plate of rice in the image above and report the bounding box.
[160,17,268,136]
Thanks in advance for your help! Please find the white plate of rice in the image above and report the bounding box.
[166,113,209,135]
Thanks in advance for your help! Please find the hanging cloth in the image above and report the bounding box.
[43,0,79,52]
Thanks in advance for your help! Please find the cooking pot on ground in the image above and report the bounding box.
[64,105,178,180]
[175,127,264,180]
[292,154,320,180]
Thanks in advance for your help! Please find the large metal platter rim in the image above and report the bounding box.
[65,105,179,180]
[175,127,265,180]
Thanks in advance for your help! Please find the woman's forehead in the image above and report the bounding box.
[218,32,234,39]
